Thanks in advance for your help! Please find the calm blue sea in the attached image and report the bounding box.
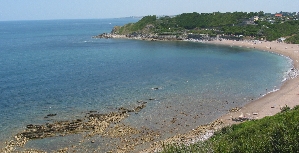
[0,18,292,150]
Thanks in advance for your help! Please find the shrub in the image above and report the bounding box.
[160,105,299,153]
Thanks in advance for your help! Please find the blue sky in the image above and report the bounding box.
[1,0,298,21]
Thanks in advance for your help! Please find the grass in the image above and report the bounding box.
[161,105,299,153]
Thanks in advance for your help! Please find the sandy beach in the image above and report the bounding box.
[143,40,299,153]
[205,40,299,126]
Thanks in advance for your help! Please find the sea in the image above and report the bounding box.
[0,18,293,151]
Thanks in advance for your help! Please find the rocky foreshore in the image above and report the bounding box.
[92,33,127,39]
[3,102,156,153]
[92,31,239,42]
[142,119,223,153]
[92,32,187,41]
[2,99,226,153]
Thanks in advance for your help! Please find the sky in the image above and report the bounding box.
[0,0,298,21]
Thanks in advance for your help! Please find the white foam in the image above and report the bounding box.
[283,67,299,81]
[261,88,280,97]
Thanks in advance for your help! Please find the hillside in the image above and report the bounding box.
[95,12,299,43]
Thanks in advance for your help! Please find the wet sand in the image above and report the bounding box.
[205,40,299,126]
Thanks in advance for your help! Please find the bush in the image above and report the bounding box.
[161,105,299,153]
[280,105,291,112]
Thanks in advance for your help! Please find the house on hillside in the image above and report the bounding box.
[268,20,275,24]
[253,16,259,21]
[241,17,256,25]
[275,13,283,18]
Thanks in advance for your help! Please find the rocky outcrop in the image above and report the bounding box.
[92,33,126,39]
[143,119,224,153]
[93,28,188,41]
[3,102,149,153]
[93,32,188,41]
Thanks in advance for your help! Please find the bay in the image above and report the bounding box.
[0,18,292,151]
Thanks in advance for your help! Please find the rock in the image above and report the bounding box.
[134,104,146,112]
[47,113,57,117]
[26,124,34,129]
[137,100,147,104]
[171,118,177,123]
[232,117,250,122]
[7,103,149,152]
[229,107,241,112]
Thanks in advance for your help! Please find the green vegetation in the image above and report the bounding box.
[175,12,257,29]
[114,15,157,34]
[262,20,299,41]
[113,11,299,43]
[161,105,299,153]
[286,34,299,44]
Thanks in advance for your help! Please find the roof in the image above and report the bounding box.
[275,13,283,17]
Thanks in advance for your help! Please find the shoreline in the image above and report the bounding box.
[3,37,299,152]
[204,40,299,126]
[142,39,299,152]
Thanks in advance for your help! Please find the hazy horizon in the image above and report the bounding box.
[1,0,298,21]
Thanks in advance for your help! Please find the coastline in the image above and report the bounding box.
[142,39,299,152]
[3,36,299,152]
[204,39,299,126]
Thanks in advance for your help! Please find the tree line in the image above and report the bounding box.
[113,12,299,43]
